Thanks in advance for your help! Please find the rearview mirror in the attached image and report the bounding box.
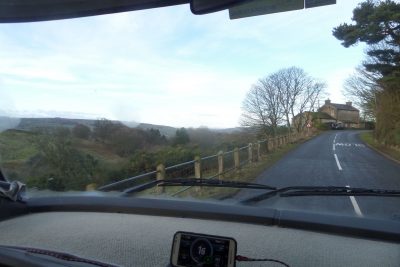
[190,0,246,14]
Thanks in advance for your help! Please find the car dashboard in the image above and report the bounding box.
[0,196,399,267]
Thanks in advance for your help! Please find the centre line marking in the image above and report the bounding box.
[346,186,363,217]
[333,134,337,151]
[334,154,342,170]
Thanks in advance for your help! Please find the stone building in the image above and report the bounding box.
[318,99,360,128]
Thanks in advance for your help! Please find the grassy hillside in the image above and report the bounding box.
[0,130,37,161]
[0,130,38,179]
[0,129,127,184]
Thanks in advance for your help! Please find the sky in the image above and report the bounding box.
[0,0,366,128]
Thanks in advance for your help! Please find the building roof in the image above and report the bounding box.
[292,111,335,120]
[311,112,336,120]
[328,103,359,112]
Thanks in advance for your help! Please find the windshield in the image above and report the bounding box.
[1,0,399,221]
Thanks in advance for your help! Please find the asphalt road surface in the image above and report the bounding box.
[235,130,400,221]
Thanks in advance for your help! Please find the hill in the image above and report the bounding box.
[136,123,177,137]
[0,116,21,132]
[16,117,98,130]
[0,116,241,137]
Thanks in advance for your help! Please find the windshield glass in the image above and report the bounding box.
[1,0,399,221]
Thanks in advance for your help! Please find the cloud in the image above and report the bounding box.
[0,0,366,127]
[0,79,16,115]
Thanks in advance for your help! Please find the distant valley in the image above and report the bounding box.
[0,116,241,137]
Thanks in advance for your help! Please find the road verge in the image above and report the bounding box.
[359,132,400,164]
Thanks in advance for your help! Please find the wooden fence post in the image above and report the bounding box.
[86,183,97,191]
[248,143,253,163]
[194,156,201,179]
[194,156,201,192]
[234,147,240,170]
[156,164,165,193]
[218,151,224,179]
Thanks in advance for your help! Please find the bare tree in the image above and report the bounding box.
[343,66,381,121]
[271,67,302,131]
[241,67,325,136]
[292,80,326,132]
[241,77,283,136]
[273,67,325,133]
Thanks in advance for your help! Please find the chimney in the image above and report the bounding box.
[346,101,352,106]
[325,99,331,105]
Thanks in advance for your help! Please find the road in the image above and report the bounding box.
[235,130,400,221]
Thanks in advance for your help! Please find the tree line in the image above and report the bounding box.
[334,0,400,146]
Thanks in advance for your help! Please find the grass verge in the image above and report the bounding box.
[360,132,400,163]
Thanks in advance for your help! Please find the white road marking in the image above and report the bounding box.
[334,154,342,170]
[346,186,363,217]
[332,134,362,216]
[333,134,337,151]
[335,143,364,147]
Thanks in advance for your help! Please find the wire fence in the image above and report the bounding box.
[98,132,307,194]
[201,154,219,178]
[165,160,196,179]
[223,150,235,175]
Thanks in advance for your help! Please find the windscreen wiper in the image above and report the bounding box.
[241,186,400,204]
[121,178,276,196]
